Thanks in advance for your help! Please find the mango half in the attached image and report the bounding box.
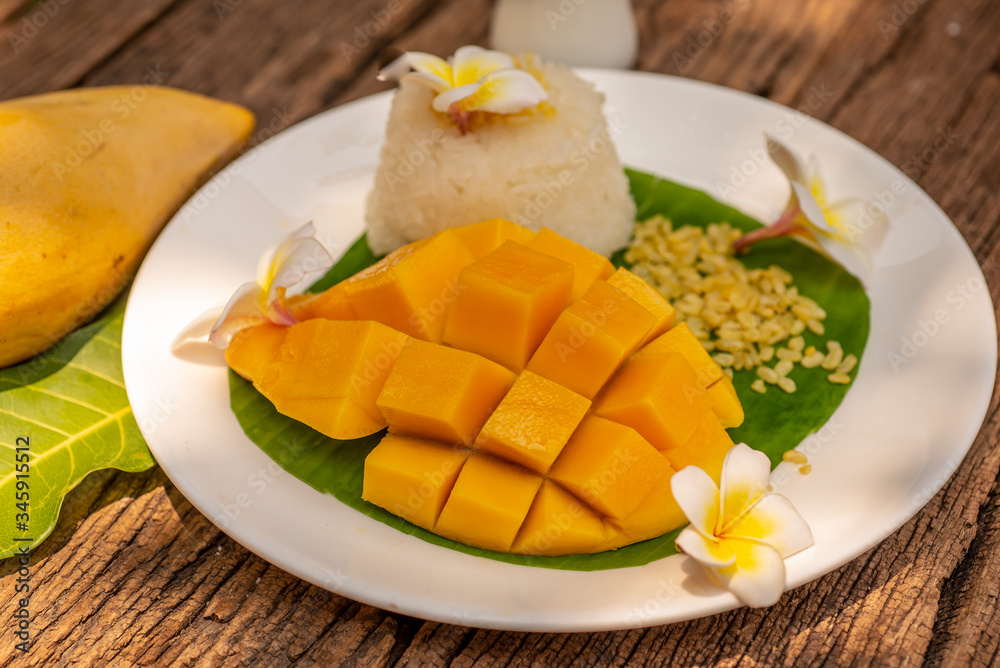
[229,220,744,556]
[0,87,254,367]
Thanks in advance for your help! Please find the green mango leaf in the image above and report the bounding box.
[0,298,156,559]
[229,170,870,571]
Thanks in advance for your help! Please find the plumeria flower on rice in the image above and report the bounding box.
[171,222,333,352]
[378,45,548,134]
[733,135,889,286]
[671,443,814,608]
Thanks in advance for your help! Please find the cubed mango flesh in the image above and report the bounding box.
[434,453,543,553]
[450,218,537,260]
[443,241,574,371]
[286,283,357,322]
[474,370,591,474]
[707,374,744,428]
[377,339,516,445]
[362,435,470,530]
[512,481,608,556]
[526,280,655,399]
[610,474,687,543]
[662,412,735,483]
[528,227,614,300]
[606,268,676,346]
[549,416,673,520]
[225,322,288,381]
[342,231,473,342]
[255,319,409,439]
[635,321,722,389]
[594,352,713,452]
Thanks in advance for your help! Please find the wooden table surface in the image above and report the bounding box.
[2,0,999,665]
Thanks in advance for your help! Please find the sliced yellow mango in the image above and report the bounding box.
[377,339,516,445]
[512,481,608,556]
[610,474,687,543]
[225,323,288,381]
[474,370,591,474]
[634,321,722,389]
[549,416,673,520]
[443,241,574,371]
[707,374,744,428]
[606,267,676,346]
[528,227,614,300]
[286,283,357,322]
[255,319,409,439]
[526,280,655,399]
[450,218,537,260]
[595,352,713,452]
[662,412,735,483]
[342,231,473,342]
[435,453,543,553]
[362,434,470,530]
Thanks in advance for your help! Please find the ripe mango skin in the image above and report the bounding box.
[0,86,255,367]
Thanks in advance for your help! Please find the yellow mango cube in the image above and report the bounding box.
[435,453,543,553]
[526,280,655,399]
[707,374,744,428]
[610,475,687,544]
[342,231,474,342]
[635,321,723,389]
[474,370,591,474]
[362,435,471,530]
[225,322,288,381]
[443,241,574,371]
[528,227,614,300]
[255,319,409,440]
[286,283,357,322]
[549,416,673,520]
[594,352,713,452]
[450,218,537,260]
[512,481,608,556]
[663,412,735,483]
[606,267,675,346]
[377,339,516,445]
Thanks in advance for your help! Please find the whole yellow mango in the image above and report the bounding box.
[0,86,255,367]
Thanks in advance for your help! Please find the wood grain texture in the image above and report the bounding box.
[2,0,999,665]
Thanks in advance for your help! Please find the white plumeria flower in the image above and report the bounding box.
[733,135,890,286]
[671,443,814,608]
[379,45,548,133]
[171,222,334,352]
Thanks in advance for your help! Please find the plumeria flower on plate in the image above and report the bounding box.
[171,222,333,352]
[379,45,548,134]
[733,135,890,286]
[671,443,814,608]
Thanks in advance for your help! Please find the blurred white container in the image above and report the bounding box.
[490,0,638,69]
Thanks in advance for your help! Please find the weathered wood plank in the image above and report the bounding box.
[0,0,181,98]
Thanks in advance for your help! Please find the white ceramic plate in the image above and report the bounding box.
[122,70,997,631]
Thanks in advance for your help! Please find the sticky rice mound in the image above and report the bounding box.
[365,62,635,257]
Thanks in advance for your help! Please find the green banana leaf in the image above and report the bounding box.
[229,170,870,571]
[0,297,156,559]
